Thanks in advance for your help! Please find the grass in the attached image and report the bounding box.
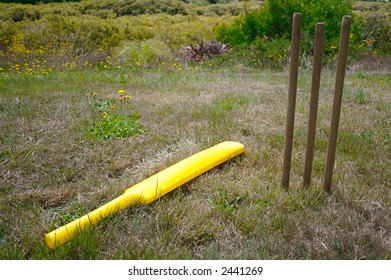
[0,63,390,259]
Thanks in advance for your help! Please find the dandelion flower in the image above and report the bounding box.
[118,89,125,96]
[111,105,116,109]
[119,97,123,102]
[102,111,108,119]
[91,92,98,97]
[125,95,132,100]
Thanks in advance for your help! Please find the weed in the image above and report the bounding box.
[88,113,144,139]
[181,40,230,62]
[87,89,145,139]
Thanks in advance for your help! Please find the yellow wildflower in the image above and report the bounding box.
[102,111,108,119]
[111,105,116,109]
[91,92,98,97]
[125,95,132,100]
[118,89,125,96]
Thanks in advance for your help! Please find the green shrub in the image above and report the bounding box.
[217,7,264,45]
[225,35,290,69]
[202,3,244,16]
[111,0,189,16]
[1,1,80,3]
[356,12,391,55]
[0,4,41,22]
[217,0,356,56]
[115,39,173,67]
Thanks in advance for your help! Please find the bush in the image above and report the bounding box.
[111,0,189,17]
[356,12,391,55]
[217,0,356,56]
[217,8,264,45]
[0,4,42,22]
[115,39,172,67]
[0,1,80,3]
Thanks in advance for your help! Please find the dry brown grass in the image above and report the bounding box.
[0,63,390,259]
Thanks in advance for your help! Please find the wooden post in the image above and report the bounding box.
[303,23,324,187]
[282,12,302,189]
[323,16,351,192]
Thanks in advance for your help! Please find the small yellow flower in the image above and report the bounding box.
[118,89,125,96]
[119,97,123,102]
[102,111,108,119]
[91,92,98,97]
[125,95,132,100]
[111,105,116,109]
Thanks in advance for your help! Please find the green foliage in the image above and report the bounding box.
[217,0,357,66]
[1,0,80,3]
[88,113,144,139]
[356,12,391,55]
[250,35,291,69]
[219,0,356,45]
[87,90,144,139]
[217,8,264,45]
[112,0,189,17]
[181,0,240,4]
[116,39,172,67]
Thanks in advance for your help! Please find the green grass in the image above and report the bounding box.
[0,63,390,259]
